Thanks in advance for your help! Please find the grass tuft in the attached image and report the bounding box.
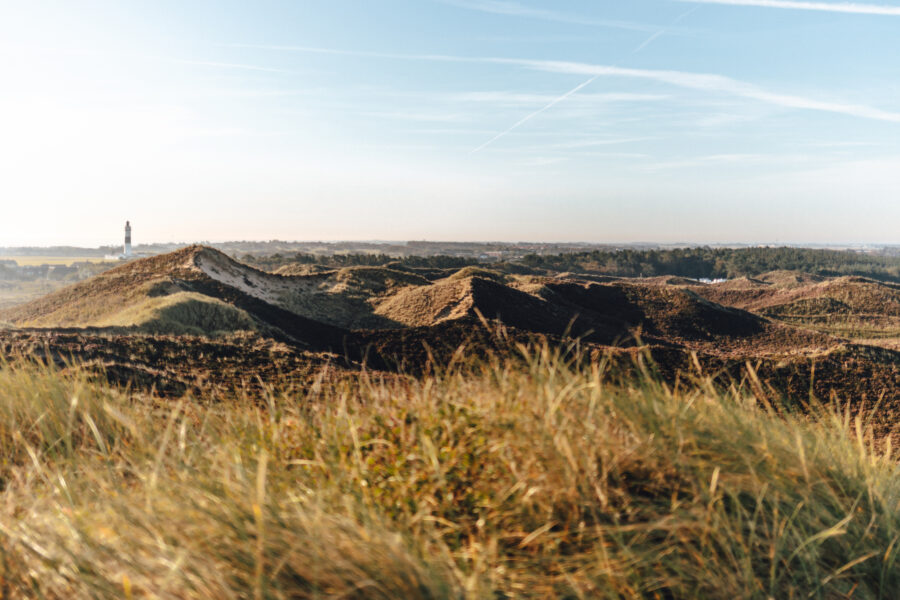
[0,346,898,598]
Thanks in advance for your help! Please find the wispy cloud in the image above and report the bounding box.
[643,153,818,171]
[519,156,569,167]
[222,44,466,63]
[450,91,670,105]
[678,0,900,16]
[470,6,699,153]
[360,111,465,122]
[516,59,900,123]
[405,127,499,135]
[437,0,669,32]
[168,58,293,73]
[805,140,887,147]
[486,138,654,156]
[548,138,655,149]
[232,43,900,125]
[193,89,320,98]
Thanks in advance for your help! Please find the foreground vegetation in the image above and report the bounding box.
[1,348,899,598]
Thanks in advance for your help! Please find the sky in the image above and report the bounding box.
[1,0,898,247]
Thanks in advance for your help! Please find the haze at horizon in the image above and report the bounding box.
[1,0,898,247]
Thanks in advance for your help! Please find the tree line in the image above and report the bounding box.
[241,252,478,271]
[521,247,900,281]
[240,247,900,282]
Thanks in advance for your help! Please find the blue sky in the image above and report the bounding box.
[1,0,898,246]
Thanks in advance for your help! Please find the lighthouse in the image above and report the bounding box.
[124,221,132,258]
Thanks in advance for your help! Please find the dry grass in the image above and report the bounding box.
[1,347,899,598]
[374,277,474,328]
[95,291,261,336]
[443,266,508,284]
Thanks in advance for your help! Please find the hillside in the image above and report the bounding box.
[0,246,348,350]
[692,273,900,347]
[2,247,898,406]
[2,246,806,352]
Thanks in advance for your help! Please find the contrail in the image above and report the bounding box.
[470,6,701,154]
[220,42,900,125]
[469,76,601,153]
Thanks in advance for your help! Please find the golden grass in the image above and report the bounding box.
[94,291,260,336]
[0,347,899,598]
[444,266,508,283]
[0,256,117,266]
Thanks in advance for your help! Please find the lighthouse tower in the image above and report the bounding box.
[124,221,132,258]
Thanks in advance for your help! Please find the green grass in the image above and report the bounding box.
[0,347,899,598]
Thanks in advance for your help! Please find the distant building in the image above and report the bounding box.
[105,221,135,260]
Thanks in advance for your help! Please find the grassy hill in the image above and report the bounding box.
[0,247,823,352]
[2,246,898,408]
[694,274,900,346]
[1,348,899,598]
[0,246,349,348]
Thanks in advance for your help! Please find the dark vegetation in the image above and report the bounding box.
[240,246,900,283]
[242,252,480,271]
[522,247,900,281]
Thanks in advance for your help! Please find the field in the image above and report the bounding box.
[0,280,68,310]
[1,348,899,598]
[0,255,116,266]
